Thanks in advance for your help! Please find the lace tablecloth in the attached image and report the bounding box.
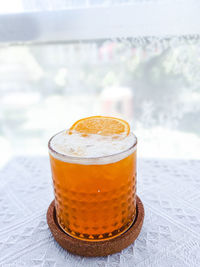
[0,157,199,267]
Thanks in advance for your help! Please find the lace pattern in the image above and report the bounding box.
[0,157,199,266]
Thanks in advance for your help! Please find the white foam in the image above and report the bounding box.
[49,130,137,165]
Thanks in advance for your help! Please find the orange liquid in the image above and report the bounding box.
[49,151,137,241]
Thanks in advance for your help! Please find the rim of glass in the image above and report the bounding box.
[48,130,137,163]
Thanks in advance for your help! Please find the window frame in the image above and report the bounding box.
[0,1,199,45]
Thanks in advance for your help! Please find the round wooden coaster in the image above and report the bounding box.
[47,196,144,257]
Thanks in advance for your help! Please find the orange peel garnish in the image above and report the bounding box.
[69,116,130,137]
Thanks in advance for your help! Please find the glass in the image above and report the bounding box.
[48,131,137,241]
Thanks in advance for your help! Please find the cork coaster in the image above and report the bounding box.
[47,196,144,257]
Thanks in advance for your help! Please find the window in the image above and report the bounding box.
[0,0,200,166]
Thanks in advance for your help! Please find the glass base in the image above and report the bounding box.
[56,209,137,242]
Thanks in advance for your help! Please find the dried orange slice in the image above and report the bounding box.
[69,116,130,136]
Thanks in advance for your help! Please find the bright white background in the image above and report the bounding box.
[0,0,200,167]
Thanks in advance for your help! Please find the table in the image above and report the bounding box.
[0,157,199,266]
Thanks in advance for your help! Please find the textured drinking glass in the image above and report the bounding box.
[48,132,137,241]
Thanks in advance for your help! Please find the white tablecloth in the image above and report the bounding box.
[0,157,199,266]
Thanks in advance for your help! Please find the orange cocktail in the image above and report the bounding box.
[48,116,137,241]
